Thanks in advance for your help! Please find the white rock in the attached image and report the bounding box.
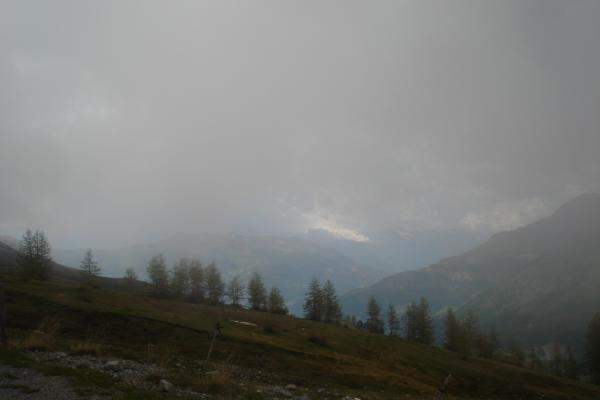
[159,379,174,392]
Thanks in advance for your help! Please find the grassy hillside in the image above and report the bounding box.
[1,274,599,399]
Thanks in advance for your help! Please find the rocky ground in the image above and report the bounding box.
[0,363,107,400]
[0,351,364,400]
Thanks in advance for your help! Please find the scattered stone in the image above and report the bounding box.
[285,383,297,390]
[272,386,293,397]
[159,379,174,393]
[104,360,120,370]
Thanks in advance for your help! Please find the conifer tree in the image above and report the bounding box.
[527,347,544,371]
[17,230,52,280]
[586,312,600,384]
[507,338,526,367]
[416,297,434,345]
[488,324,499,356]
[247,272,267,310]
[124,268,138,291]
[188,260,204,302]
[404,302,418,341]
[443,308,462,351]
[366,296,384,333]
[205,262,224,304]
[170,258,191,298]
[303,278,323,321]
[461,309,479,354]
[80,248,101,281]
[322,280,342,324]
[147,254,169,296]
[551,342,564,376]
[227,275,245,307]
[387,304,400,336]
[267,287,288,314]
[564,346,579,380]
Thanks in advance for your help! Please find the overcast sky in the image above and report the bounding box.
[1,0,599,248]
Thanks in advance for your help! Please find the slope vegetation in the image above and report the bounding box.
[1,274,599,399]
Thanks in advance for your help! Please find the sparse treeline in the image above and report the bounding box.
[587,312,600,384]
[344,296,592,382]
[145,254,287,314]
[17,230,103,285]
[443,307,589,381]
[347,296,433,342]
[303,278,342,324]
[443,308,499,357]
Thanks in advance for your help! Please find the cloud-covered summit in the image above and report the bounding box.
[1,1,599,247]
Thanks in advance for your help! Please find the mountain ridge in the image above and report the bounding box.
[340,193,600,348]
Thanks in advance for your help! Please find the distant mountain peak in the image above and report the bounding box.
[341,193,600,348]
[554,192,600,215]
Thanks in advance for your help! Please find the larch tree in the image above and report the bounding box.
[488,324,499,356]
[188,260,204,303]
[267,287,288,315]
[461,309,479,354]
[404,302,418,341]
[322,280,342,324]
[387,304,400,336]
[586,312,600,384]
[415,297,434,345]
[247,272,267,310]
[205,263,224,305]
[443,308,461,351]
[303,278,323,321]
[17,230,52,280]
[80,249,101,285]
[564,346,579,380]
[147,254,169,297]
[227,275,245,307]
[124,268,138,291]
[366,296,384,334]
[80,248,101,275]
[170,258,191,298]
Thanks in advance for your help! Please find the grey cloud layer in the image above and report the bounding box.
[1,0,599,247]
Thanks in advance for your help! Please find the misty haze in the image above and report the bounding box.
[1,1,600,399]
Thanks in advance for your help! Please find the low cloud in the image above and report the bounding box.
[1,1,599,247]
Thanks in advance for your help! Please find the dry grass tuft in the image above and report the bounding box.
[199,369,232,394]
[145,343,172,368]
[70,340,102,356]
[19,317,60,351]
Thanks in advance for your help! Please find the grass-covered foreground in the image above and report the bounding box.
[2,274,600,399]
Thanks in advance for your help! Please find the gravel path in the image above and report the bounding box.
[0,363,104,400]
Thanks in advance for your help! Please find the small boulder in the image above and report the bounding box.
[104,360,120,371]
[159,379,174,393]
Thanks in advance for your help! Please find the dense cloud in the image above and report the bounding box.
[1,0,599,247]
